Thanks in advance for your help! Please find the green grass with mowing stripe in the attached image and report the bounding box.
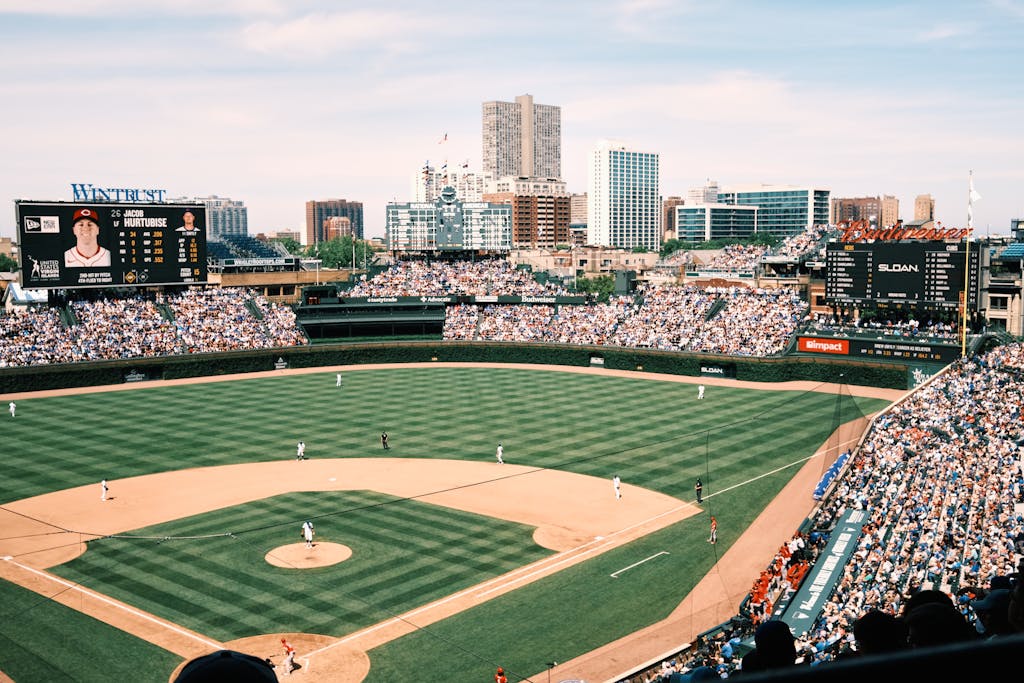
[1,367,890,680]
[0,578,180,683]
[52,491,553,642]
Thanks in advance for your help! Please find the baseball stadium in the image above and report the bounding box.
[2,205,1023,683]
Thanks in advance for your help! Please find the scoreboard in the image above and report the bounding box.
[16,201,208,289]
[825,241,980,310]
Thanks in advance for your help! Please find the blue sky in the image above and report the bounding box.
[1,0,1021,240]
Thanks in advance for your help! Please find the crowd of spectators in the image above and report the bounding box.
[0,288,306,367]
[807,311,960,341]
[346,259,568,298]
[695,244,768,272]
[769,225,831,259]
[441,283,806,357]
[626,342,1024,681]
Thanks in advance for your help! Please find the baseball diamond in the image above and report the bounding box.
[0,364,897,682]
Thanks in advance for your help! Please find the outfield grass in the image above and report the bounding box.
[0,367,890,681]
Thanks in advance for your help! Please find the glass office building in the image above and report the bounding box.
[676,204,759,242]
[587,140,661,250]
[716,185,830,238]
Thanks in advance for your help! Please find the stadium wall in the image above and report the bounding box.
[0,342,909,393]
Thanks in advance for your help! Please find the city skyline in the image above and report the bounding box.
[0,1,1021,242]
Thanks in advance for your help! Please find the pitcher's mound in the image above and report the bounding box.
[265,542,352,568]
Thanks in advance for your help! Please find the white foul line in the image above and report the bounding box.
[3,558,222,650]
[610,551,670,578]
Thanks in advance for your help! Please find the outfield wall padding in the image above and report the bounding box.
[0,342,910,394]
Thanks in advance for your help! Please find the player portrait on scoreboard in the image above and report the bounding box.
[64,207,112,268]
[177,209,202,234]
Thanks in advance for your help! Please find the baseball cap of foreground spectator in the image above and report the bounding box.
[174,649,279,682]
[972,588,1012,614]
[72,208,101,225]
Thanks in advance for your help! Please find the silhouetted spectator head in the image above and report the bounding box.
[751,619,797,669]
[174,649,278,682]
[903,602,976,648]
[901,588,953,617]
[972,589,1014,637]
[854,609,908,655]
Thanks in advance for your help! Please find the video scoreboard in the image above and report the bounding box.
[825,241,980,310]
[16,201,208,289]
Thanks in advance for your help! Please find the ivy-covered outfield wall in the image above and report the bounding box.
[0,342,911,394]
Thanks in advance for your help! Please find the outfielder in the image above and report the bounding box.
[8,401,15,418]
[697,384,705,400]
[301,520,315,549]
[296,440,306,460]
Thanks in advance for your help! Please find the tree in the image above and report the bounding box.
[660,239,683,258]
[305,235,376,270]
[271,237,303,255]
[573,274,615,302]
[0,253,18,272]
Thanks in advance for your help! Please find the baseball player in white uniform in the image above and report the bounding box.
[336,372,342,387]
[496,443,504,464]
[100,479,108,501]
[8,401,15,418]
[296,441,306,460]
[697,384,705,400]
[613,475,622,500]
[302,520,315,549]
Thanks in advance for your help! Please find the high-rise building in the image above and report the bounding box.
[202,196,248,239]
[686,180,719,205]
[717,184,830,238]
[587,140,661,250]
[570,193,588,225]
[167,195,248,239]
[482,94,561,179]
[305,199,364,246]
[831,195,900,228]
[915,194,935,222]
[880,195,899,229]
[662,196,684,241]
[482,191,571,249]
[676,204,759,242]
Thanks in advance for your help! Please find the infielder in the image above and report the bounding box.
[613,474,622,500]
[100,479,108,501]
[302,520,315,549]
[296,440,306,460]
[496,442,504,464]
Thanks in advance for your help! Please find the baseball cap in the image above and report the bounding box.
[971,588,1011,613]
[72,208,100,224]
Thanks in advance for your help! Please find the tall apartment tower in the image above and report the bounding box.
[482,94,561,179]
[914,194,935,222]
[201,196,248,239]
[880,195,899,228]
[587,139,661,250]
[305,199,364,246]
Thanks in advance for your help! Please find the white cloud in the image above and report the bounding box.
[237,10,445,59]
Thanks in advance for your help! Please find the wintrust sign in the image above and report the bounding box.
[798,338,849,355]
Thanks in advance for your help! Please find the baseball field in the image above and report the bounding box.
[0,364,899,682]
